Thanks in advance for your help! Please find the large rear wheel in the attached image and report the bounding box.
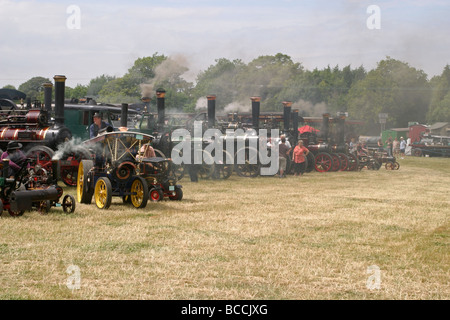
[347,153,359,171]
[314,152,333,172]
[235,147,260,178]
[330,153,341,172]
[59,147,92,187]
[77,160,94,204]
[337,153,349,171]
[26,146,55,178]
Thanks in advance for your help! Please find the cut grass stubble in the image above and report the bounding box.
[0,157,448,299]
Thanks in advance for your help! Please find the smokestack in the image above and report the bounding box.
[321,113,330,142]
[207,95,216,128]
[251,97,260,130]
[54,75,66,127]
[337,113,346,144]
[43,82,53,112]
[52,160,59,184]
[282,101,292,132]
[141,96,151,113]
[156,88,166,126]
[292,109,299,142]
[120,103,128,130]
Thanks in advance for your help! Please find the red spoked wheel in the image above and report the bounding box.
[314,153,333,172]
[26,146,55,177]
[150,188,164,202]
[337,153,349,171]
[347,153,359,171]
[330,153,341,172]
[59,148,92,186]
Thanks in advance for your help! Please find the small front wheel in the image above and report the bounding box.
[62,195,76,213]
[169,187,183,201]
[94,177,112,209]
[38,200,52,215]
[150,188,164,202]
[130,177,149,208]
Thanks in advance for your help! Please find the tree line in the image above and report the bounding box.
[4,53,449,135]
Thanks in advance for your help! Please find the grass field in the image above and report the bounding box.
[0,156,448,300]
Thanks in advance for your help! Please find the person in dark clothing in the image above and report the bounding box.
[385,137,393,156]
[0,141,29,177]
[89,113,111,138]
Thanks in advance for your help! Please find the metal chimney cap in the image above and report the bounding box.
[282,101,293,107]
[43,82,53,88]
[250,96,261,102]
[207,95,216,100]
[156,88,166,98]
[53,75,67,82]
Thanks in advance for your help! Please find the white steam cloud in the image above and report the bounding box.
[140,54,190,98]
[293,99,328,117]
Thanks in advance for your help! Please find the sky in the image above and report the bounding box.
[1,0,449,89]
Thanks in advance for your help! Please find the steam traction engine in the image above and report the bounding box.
[300,113,359,172]
[0,157,76,217]
[0,76,73,182]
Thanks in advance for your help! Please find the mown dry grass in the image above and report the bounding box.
[0,156,448,300]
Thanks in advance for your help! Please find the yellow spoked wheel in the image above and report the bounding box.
[94,177,112,209]
[130,176,149,209]
[77,160,94,204]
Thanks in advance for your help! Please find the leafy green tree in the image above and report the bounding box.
[69,84,88,99]
[236,53,303,111]
[18,76,51,101]
[2,84,16,90]
[188,58,245,112]
[98,53,168,104]
[427,65,450,123]
[86,74,116,97]
[347,57,430,134]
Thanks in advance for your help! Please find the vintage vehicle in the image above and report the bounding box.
[0,77,144,188]
[410,134,450,157]
[141,157,183,202]
[370,149,400,170]
[0,158,75,217]
[299,113,360,173]
[76,131,182,209]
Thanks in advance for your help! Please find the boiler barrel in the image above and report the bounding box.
[9,186,62,212]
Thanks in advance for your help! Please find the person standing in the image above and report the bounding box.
[278,136,290,178]
[385,137,393,157]
[393,137,400,157]
[377,138,384,152]
[400,137,406,159]
[292,140,310,176]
